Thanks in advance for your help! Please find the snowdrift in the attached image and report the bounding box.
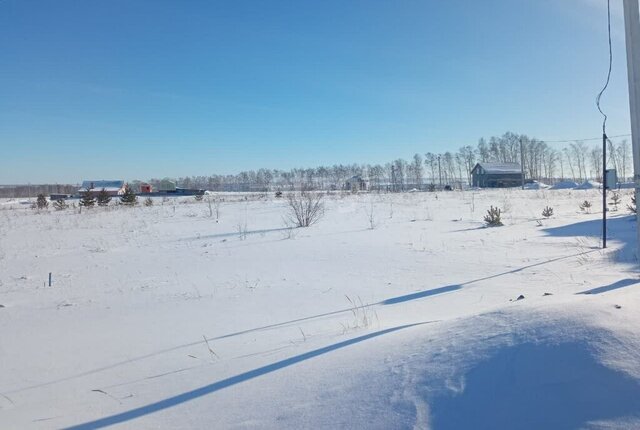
[575,180,603,190]
[550,181,578,190]
[523,180,550,190]
[618,182,635,189]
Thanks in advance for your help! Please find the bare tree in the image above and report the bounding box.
[608,139,619,176]
[563,148,576,181]
[590,146,602,181]
[542,148,557,181]
[412,154,423,188]
[617,139,631,181]
[477,138,490,162]
[424,153,438,184]
[369,164,385,192]
[459,145,476,185]
[570,141,588,181]
[286,191,325,227]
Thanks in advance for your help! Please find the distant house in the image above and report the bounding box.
[471,163,523,188]
[78,180,126,196]
[345,175,368,192]
[139,183,153,193]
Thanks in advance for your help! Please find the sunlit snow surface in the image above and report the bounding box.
[1,189,639,429]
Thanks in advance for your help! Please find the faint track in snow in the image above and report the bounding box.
[63,322,434,430]
[4,248,598,397]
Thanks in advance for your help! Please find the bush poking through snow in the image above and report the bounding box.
[144,197,153,207]
[628,194,637,214]
[366,199,376,230]
[610,192,621,211]
[286,191,325,227]
[96,188,111,206]
[119,185,138,206]
[206,196,221,221]
[237,221,248,240]
[194,194,204,202]
[501,195,512,214]
[542,206,554,218]
[36,194,49,210]
[483,206,503,227]
[579,200,592,213]
[53,199,68,211]
[342,295,377,332]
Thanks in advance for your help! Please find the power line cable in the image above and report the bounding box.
[543,133,630,144]
[596,0,613,135]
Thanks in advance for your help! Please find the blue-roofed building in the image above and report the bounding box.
[78,180,126,196]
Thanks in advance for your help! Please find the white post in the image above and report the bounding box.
[623,0,640,261]
[520,138,525,190]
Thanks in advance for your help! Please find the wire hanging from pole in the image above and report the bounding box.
[596,0,613,135]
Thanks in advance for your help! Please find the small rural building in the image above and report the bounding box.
[471,163,523,188]
[139,183,153,193]
[345,175,368,192]
[78,180,126,196]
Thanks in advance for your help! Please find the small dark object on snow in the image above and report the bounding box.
[614,304,622,309]
[0,304,4,308]
[516,295,525,301]
[275,191,283,198]
[543,292,553,296]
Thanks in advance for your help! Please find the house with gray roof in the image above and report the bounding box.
[471,163,523,188]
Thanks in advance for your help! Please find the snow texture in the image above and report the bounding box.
[1,189,639,429]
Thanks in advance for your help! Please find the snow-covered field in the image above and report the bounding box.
[1,189,640,429]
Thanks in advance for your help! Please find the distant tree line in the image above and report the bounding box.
[3,132,633,197]
[138,132,632,192]
[0,184,76,199]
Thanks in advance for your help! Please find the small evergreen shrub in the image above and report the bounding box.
[628,194,637,214]
[53,199,68,211]
[96,188,112,206]
[120,184,138,206]
[610,192,621,211]
[579,200,592,213]
[144,197,153,207]
[36,193,49,210]
[80,190,96,207]
[484,206,503,227]
[542,206,553,218]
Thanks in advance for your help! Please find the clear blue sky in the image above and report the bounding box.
[0,0,634,183]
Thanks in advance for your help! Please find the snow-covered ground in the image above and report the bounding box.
[1,189,639,429]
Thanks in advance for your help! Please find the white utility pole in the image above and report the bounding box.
[623,0,640,260]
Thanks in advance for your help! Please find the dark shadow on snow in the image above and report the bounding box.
[577,278,640,295]
[544,214,637,263]
[382,285,461,304]
[63,322,430,430]
[5,286,456,396]
[448,225,486,233]
[429,342,640,430]
[182,227,292,241]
